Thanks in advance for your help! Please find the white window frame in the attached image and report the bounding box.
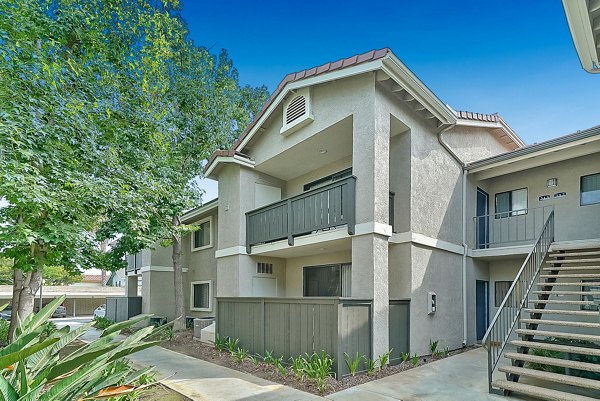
[191,216,213,252]
[190,280,212,312]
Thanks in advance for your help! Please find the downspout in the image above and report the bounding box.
[437,124,468,346]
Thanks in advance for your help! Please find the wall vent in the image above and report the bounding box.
[286,95,306,125]
[280,88,313,135]
[257,262,273,274]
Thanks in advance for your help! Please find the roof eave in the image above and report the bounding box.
[563,0,600,74]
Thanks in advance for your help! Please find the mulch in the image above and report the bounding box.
[160,331,479,396]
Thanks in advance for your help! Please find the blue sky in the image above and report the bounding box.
[182,1,600,201]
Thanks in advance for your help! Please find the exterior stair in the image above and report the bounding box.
[492,245,600,400]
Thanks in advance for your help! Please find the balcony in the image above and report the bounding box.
[473,206,554,250]
[246,176,356,253]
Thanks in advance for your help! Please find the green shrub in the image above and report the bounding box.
[0,295,166,400]
[0,318,9,344]
[429,339,439,354]
[411,354,420,366]
[344,351,363,377]
[41,321,57,340]
[377,348,393,370]
[225,337,239,354]
[94,316,114,330]
[231,347,249,363]
[400,352,410,363]
[214,334,227,351]
[364,357,376,375]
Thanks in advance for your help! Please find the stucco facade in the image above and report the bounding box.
[131,49,600,362]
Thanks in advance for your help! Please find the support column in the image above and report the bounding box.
[351,81,391,360]
[125,275,138,297]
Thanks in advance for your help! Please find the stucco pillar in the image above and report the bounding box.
[125,275,138,297]
[351,85,391,359]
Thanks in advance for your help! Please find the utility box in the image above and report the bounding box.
[427,292,437,315]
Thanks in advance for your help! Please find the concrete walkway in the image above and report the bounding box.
[128,346,324,401]
[327,347,525,401]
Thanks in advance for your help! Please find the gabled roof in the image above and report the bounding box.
[205,48,524,176]
[453,110,524,149]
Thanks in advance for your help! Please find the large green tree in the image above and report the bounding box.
[0,0,266,336]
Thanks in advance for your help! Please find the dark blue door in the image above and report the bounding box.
[476,280,489,341]
[476,188,489,248]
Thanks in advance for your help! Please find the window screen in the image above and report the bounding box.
[193,220,211,249]
[581,173,600,206]
[192,282,210,309]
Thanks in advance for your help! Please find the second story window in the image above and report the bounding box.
[495,188,527,219]
[192,217,212,251]
[581,173,600,206]
[303,168,352,192]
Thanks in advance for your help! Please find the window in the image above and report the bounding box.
[581,173,600,206]
[303,264,351,297]
[581,281,600,311]
[257,262,273,274]
[495,281,512,307]
[303,168,352,192]
[495,188,527,218]
[190,281,212,311]
[192,217,212,251]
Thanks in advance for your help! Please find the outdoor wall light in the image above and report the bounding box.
[547,178,558,187]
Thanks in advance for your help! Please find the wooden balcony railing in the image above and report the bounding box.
[246,176,356,253]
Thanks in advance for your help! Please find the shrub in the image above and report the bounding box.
[400,352,410,363]
[377,349,393,370]
[231,347,249,363]
[214,334,227,351]
[364,357,376,375]
[429,339,439,354]
[225,337,239,354]
[0,295,166,400]
[94,316,114,330]
[344,351,363,377]
[0,318,9,344]
[303,351,335,392]
[411,354,420,366]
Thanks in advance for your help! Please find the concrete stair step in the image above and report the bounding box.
[549,251,600,258]
[547,258,600,264]
[504,352,600,374]
[492,379,597,401]
[511,339,600,357]
[525,308,599,317]
[520,318,600,329]
[541,273,600,279]
[536,282,600,287]
[528,299,595,305]
[543,266,600,271]
[532,290,600,296]
[516,329,600,343]
[498,365,600,391]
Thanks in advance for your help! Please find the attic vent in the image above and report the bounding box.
[286,95,306,124]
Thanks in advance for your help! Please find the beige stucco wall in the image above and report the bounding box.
[481,153,600,242]
[443,125,514,164]
[409,244,464,355]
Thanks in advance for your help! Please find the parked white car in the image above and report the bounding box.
[93,304,106,318]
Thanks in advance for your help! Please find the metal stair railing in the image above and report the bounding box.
[482,210,554,394]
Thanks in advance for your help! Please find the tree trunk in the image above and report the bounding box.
[9,267,43,341]
[171,216,185,331]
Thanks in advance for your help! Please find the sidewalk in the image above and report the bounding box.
[128,346,325,401]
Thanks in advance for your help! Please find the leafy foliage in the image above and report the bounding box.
[214,334,227,352]
[0,319,9,345]
[0,295,166,400]
[344,352,363,377]
[93,317,114,330]
[377,349,393,370]
[231,347,249,364]
[364,357,376,375]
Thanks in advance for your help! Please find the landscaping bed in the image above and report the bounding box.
[160,331,478,396]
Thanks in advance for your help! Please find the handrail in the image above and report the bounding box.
[482,210,554,394]
[473,205,553,249]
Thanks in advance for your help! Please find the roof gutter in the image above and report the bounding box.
[437,123,469,347]
[562,0,600,74]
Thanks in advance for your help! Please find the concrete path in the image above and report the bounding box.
[327,347,525,401]
[128,346,324,401]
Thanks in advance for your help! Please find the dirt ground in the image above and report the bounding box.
[140,384,191,401]
[160,331,477,396]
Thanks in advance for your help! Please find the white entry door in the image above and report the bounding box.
[252,277,277,297]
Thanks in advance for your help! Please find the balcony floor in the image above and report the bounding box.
[250,227,351,258]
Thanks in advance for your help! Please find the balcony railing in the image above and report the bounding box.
[473,206,554,249]
[246,176,356,253]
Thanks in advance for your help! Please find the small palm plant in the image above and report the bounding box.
[0,295,168,400]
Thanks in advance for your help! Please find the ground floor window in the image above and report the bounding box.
[303,264,351,297]
[494,281,512,307]
[190,280,212,311]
